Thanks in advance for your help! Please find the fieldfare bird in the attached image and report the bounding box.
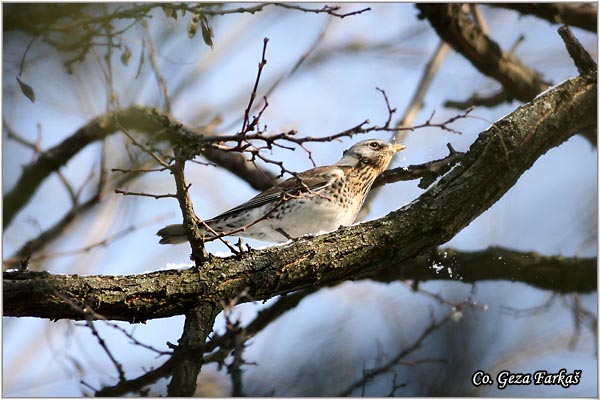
[157,139,405,244]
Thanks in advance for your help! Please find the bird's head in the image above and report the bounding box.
[336,139,405,172]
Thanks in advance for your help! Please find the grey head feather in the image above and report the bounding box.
[335,139,388,167]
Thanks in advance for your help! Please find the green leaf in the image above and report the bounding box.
[161,6,177,20]
[16,76,35,103]
[187,13,200,39]
[200,14,214,49]
[120,45,132,66]
[135,39,145,79]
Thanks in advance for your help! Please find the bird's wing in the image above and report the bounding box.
[209,166,343,220]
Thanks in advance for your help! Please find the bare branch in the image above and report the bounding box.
[372,144,465,189]
[358,40,450,220]
[4,119,43,153]
[444,32,527,110]
[117,120,171,168]
[95,358,175,397]
[199,146,275,190]
[557,25,597,75]
[491,3,597,33]
[143,22,171,112]
[114,188,178,199]
[396,41,450,131]
[469,4,489,35]
[167,303,221,396]
[111,167,169,173]
[4,245,595,321]
[445,89,513,109]
[416,4,550,103]
[84,317,127,382]
[241,37,269,134]
[3,106,146,227]
[188,3,370,19]
[3,156,162,270]
[103,320,172,357]
[338,304,464,396]
[170,151,209,265]
[363,247,595,294]
[26,215,173,263]
[273,3,370,18]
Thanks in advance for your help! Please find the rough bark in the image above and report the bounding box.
[167,302,221,396]
[492,3,597,33]
[364,247,596,293]
[416,4,550,102]
[4,70,597,322]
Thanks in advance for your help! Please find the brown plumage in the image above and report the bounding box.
[157,139,405,244]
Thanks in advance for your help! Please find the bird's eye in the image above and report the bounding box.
[369,141,380,149]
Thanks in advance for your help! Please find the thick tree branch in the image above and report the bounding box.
[167,302,220,396]
[4,241,596,320]
[418,8,596,146]
[3,3,88,34]
[558,25,597,76]
[166,142,216,393]
[170,150,209,265]
[4,72,596,321]
[491,3,597,33]
[416,4,550,103]
[363,247,596,293]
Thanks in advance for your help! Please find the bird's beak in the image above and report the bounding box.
[389,143,406,153]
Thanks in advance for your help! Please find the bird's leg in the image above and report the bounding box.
[276,227,294,241]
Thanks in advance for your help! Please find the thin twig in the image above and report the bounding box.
[104,321,173,357]
[396,40,450,132]
[445,89,513,109]
[116,119,171,168]
[469,4,489,35]
[337,307,460,396]
[222,16,332,135]
[114,188,178,199]
[241,37,269,134]
[274,3,370,18]
[30,214,174,262]
[144,22,172,112]
[85,317,127,382]
[111,167,169,173]
[372,145,465,189]
[3,120,42,153]
[500,294,558,317]
[98,139,109,195]
[56,170,79,206]
[209,108,471,149]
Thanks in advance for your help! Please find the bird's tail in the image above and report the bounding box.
[157,222,225,245]
[156,224,188,245]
